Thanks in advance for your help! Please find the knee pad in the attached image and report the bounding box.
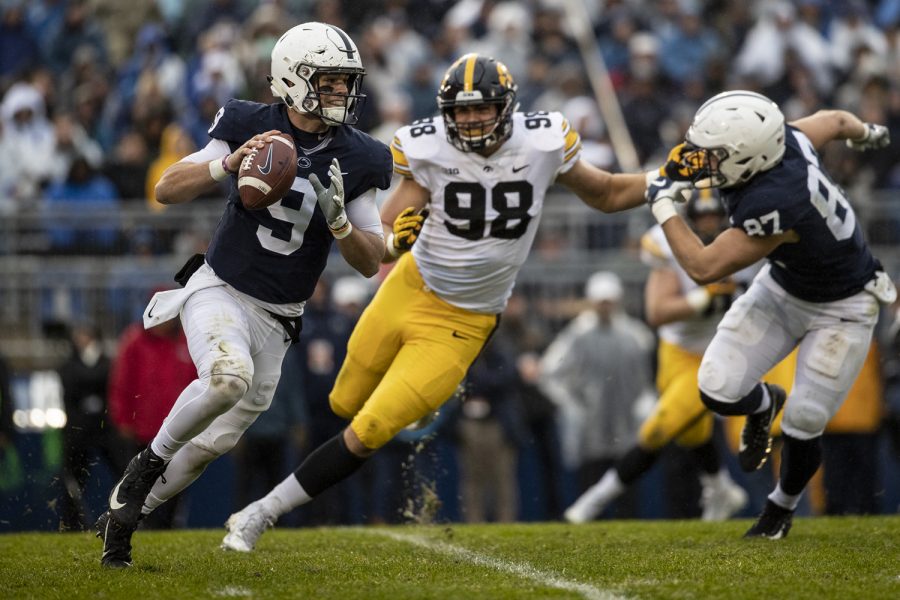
[781,386,830,439]
[349,412,392,450]
[698,351,748,401]
[205,372,250,414]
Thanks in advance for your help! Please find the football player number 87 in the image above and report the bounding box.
[444,181,533,240]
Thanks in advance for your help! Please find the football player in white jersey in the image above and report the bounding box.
[646,90,893,538]
[95,23,391,567]
[222,53,660,551]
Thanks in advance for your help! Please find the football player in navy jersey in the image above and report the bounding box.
[95,22,391,568]
[646,90,893,538]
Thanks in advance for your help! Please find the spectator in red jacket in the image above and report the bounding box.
[108,310,196,527]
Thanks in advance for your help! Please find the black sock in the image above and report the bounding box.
[780,433,822,496]
[294,431,368,498]
[700,383,763,416]
[616,446,659,485]
[689,439,721,475]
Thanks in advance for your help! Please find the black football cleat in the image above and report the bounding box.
[96,510,136,568]
[738,384,786,472]
[744,500,794,539]
[107,448,167,528]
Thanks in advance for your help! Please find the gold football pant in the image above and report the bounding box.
[638,340,711,450]
[330,253,498,449]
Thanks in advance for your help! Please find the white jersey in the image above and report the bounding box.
[640,225,760,355]
[391,112,582,313]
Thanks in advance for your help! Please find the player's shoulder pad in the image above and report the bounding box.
[393,117,444,162]
[727,139,810,229]
[640,225,672,268]
[208,99,290,144]
[513,111,579,154]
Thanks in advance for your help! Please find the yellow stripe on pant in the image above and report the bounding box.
[330,252,498,449]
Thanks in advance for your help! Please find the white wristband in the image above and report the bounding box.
[331,221,352,240]
[386,233,403,258]
[686,287,711,314]
[650,197,678,225]
[209,156,228,181]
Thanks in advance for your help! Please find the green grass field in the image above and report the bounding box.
[3,517,899,599]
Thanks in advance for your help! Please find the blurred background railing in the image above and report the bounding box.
[3,188,900,371]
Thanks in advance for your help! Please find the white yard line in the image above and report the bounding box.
[211,585,253,597]
[370,529,627,600]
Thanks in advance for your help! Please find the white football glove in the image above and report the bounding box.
[645,174,692,225]
[846,123,890,151]
[310,158,351,239]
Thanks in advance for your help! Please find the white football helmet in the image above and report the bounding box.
[684,90,785,188]
[269,22,365,126]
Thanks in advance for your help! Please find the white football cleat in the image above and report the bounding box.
[700,479,748,522]
[221,500,275,552]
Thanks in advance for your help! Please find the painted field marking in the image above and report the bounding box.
[370,529,626,600]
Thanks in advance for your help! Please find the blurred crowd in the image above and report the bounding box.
[2,0,900,224]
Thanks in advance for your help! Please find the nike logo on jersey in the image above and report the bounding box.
[452,331,470,340]
[257,143,274,175]
[109,481,126,510]
[512,164,529,173]
[147,299,158,318]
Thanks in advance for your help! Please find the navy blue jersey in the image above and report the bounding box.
[723,126,880,302]
[204,100,392,303]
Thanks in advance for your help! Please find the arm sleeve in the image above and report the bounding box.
[346,188,384,237]
[180,138,232,165]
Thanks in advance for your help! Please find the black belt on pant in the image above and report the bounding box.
[266,311,303,344]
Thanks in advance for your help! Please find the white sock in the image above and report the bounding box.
[768,482,802,511]
[150,379,217,461]
[577,468,625,510]
[260,474,312,519]
[700,468,733,490]
[752,384,772,415]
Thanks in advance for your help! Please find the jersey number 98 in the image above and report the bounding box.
[444,181,533,240]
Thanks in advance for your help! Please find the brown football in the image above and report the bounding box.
[237,134,297,210]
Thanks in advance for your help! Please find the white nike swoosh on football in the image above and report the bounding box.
[257,144,274,175]
[340,171,350,175]
[109,481,126,510]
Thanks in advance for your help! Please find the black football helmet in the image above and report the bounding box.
[685,188,726,244]
[437,53,518,152]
